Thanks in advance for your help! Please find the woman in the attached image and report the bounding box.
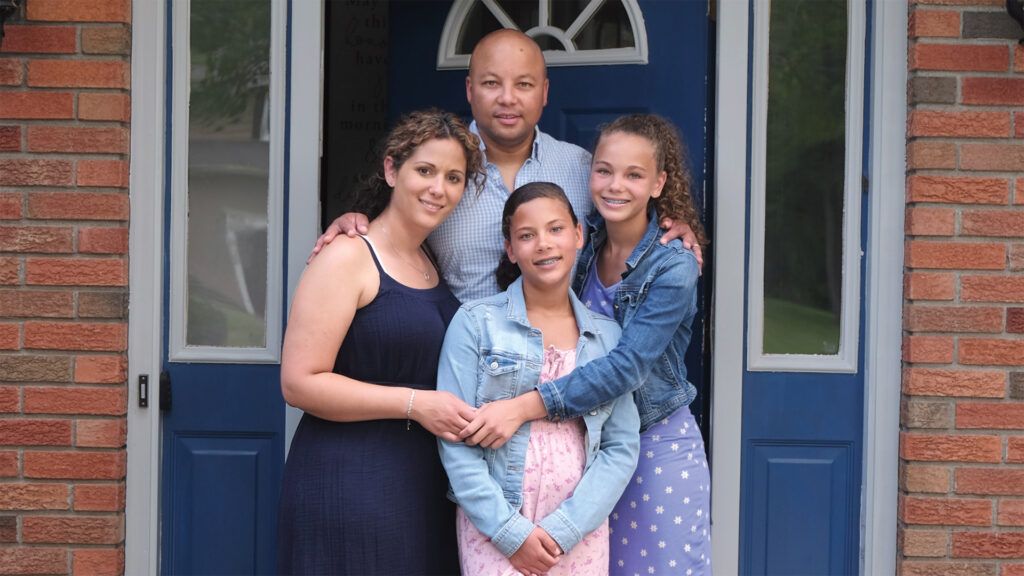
[277,109,484,575]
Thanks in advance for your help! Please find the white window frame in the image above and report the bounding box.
[167,0,287,363]
[437,0,648,69]
[746,0,866,373]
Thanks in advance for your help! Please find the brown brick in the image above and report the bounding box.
[28,192,128,221]
[22,515,123,544]
[909,76,958,104]
[906,272,956,301]
[904,335,955,363]
[0,386,18,412]
[0,257,20,285]
[908,176,1009,205]
[905,306,1003,333]
[904,399,954,428]
[903,496,991,526]
[23,321,126,351]
[24,387,126,416]
[908,140,957,170]
[73,483,123,512]
[77,292,125,319]
[0,126,20,152]
[0,516,13,543]
[0,483,68,510]
[960,338,1024,366]
[0,419,71,445]
[957,468,1024,495]
[78,227,127,254]
[0,548,68,575]
[78,93,129,122]
[26,258,127,287]
[901,562,995,576]
[953,532,1024,558]
[0,91,74,120]
[0,324,20,350]
[963,78,1024,106]
[963,10,1024,39]
[962,144,1024,172]
[0,290,72,318]
[962,276,1024,303]
[0,25,77,53]
[902,464,951,493]
[81,26,130,55]
[73,548,123,576]
[28,0,130,22]
[0,355,71,382]
[1009,308,1024,334]
[910,110,1011,138]
[0,193,20,219]
[24,451,125,480]
[28,60,128,89]
[962,210,1024,237]
[1010,437,1024,463]
[957,402,1024,429]
[0,226,73,253]
[27,126,128,154]
[0,58,24,86]
[0,451,18,477]
[76,418,125,448]
[1011,372,1024,399]
[76,160,128,188]
[907,206,955,236]
[0,159,73,186]
[74,355,125,384]
[912,44,1009,72]
[998,500,1024,526]
[901,432,1002,463]
[903,528,949,557]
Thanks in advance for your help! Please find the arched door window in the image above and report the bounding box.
[438,0,648,68]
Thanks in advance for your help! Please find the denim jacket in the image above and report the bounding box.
[437,277,640,557]
[536,207,700,430]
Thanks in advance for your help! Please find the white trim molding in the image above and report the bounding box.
[168,0,287,364]
[746,0,866,374]
[437,0,648,69]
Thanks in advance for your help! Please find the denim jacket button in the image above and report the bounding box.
[589,409,598,416]
[490,361,499,370]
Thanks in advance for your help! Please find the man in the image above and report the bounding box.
[311,29,701,302]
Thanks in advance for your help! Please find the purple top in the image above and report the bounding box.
[579,259,620,319]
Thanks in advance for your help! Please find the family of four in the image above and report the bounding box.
[276,29,711,576]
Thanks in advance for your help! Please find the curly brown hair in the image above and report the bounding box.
[597,114,708,247]
[351,109,484,220]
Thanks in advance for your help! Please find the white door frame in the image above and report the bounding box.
[710,0,905,573]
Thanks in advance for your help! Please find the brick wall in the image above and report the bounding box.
[902,0,1024,574]
[0,1,129,574]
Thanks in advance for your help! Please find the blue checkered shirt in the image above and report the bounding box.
[428,122,593,302]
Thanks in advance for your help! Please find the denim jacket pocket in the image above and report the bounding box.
[478,352,521,403]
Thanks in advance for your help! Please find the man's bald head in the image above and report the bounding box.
[469,29,547,81]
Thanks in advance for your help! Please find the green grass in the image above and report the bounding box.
[763,297,840,355]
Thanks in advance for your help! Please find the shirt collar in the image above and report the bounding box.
[585,205,663,273]
[469,121,544,165]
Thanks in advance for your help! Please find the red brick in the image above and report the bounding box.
[953,532,1024,558]
[76,419,125,448]
[24,451,125,480]
[904,335,955,363]
[962,276,1024,302]
[998,500,1024,526]
[957,468,1024,495]
[910,10,960,37]
[903,529,949,557]
[1009,308,1024,333]
[0,58,23,86]
[912,44,1009,72]
[76,160,128,188]
[0,193,22,219]
[26,258,127,287]
[908,176,1010,205]
[910,110,1011,138]
[901,562,996,576]
[0,483,68,510]
[963,78,1024,106]
[0,25,77,53]
[73,483,123,512]
[900,432,1002,462]
[0,159,73,186]
[0,355,72,383]
[962,144,1024,172]
[24,387,126,416]
[0,419,71,445]
[0,548,68,575]
[0,324,19,350]
[960,338,1024,366]
[0,290,73,318]
[913,0,1002,5]
[22,515,123,544]
[906,241,1006,270]
[1005,564,1024,576]
[78,93,129,122]
[902,496,991,526]
[0,126,20,152]
[0,226,73,253]
[906,272,956,301]
[905,306,1003,333]
[902,464,952,493]
[23,321,126,351]
[1018,44,1024,73]
[908,140,957,170]
[1010,437,1024,463]
[0,451,18,477]
[0,91,73,120]
[28,192,127,220]
[907,206,955,236]
[0,386,18,412]
[73,547,123,576]
[27,126,128,154]
[1017,112,1024,139]
[74,355,125,384]
[28,60,128,89]
[81,27,130,55]
[28,0,130,23]
[957,403,1024,429]
[0,258,20,285]
[962,210,1024,237]
[78,227,127,254]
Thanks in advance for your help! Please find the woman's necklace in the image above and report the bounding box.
[381,225,432,281]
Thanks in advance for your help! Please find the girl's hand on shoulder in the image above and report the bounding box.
[509,527,561,576]
[659,216,703,271]
[412,390,476,442]
[460,392,546,448]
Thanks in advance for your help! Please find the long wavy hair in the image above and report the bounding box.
[495,182,579,291]
[350,109,484,220]
[596,114,708,247]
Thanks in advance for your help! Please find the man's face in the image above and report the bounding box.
[466,34,549,153]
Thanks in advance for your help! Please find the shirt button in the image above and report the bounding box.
[490,361,499,370]
[589,410,598,416]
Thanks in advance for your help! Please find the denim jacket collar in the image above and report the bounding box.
[504,276,597,338]
[584,205,662,277]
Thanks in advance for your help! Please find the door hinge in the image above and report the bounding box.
[138,374,149,408]
[159,371,172,412]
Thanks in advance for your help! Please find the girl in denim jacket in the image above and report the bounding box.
[438,182,640,576]
[461,115,712,575]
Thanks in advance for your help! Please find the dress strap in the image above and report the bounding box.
[356,234,391,277]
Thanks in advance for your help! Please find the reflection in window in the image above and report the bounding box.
[186,0,271,347]
[762,0,847,355]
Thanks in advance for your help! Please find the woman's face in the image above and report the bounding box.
[590,131,666,227]
[384,138,468,231]
[505,197,583,290]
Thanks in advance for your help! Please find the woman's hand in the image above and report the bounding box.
[460,392,547,449]
[659,216,703,271]
[411,390,477,442]
[509,527,561,576]
[307,212,370,263]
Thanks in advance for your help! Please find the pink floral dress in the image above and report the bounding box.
[456,346,610,576]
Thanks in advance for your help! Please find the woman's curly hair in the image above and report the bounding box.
[597,114,708,247]
[350,109,484,220]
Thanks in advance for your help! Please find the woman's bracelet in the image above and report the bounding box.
[405,389,416,430]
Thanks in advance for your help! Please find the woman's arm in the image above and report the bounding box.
[281,237,473,440]
[436,309,536,557]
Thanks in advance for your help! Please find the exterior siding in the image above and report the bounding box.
[901,0,1024,574]
[0,1,130,574]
